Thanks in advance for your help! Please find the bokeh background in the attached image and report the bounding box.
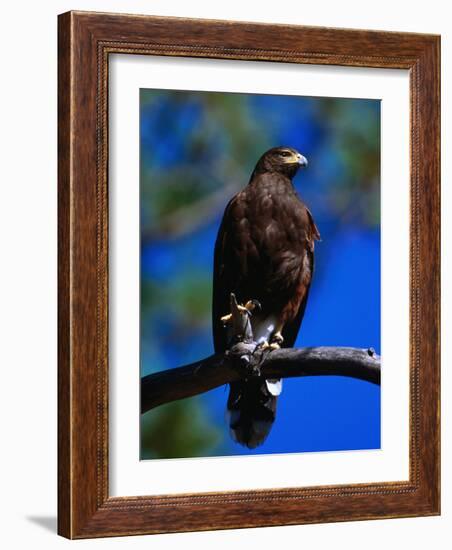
[140,88,380,460]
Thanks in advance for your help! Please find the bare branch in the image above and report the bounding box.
[141,346,380,414]
[141,294,380,414]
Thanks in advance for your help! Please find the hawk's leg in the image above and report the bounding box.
[269,329,284,350]
[257,330,284,350]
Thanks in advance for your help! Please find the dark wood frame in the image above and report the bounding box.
[58,10,440,539]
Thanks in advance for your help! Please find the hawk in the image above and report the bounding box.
[212,146,320,448]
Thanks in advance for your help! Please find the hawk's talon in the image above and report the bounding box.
[244,299,262,314]
[221,313,233,324]
[270,331,284,345]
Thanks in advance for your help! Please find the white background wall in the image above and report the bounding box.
[0,1,449,548]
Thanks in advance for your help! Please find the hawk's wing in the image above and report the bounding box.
[212,196,238,353]
[281,250,313,347]
[282,207,320,347]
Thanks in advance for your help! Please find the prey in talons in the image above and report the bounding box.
[220,293,261,344]
[220,298,261,325]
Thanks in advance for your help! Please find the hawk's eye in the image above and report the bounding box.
[280,151,292,157]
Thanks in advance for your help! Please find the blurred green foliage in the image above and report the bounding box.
[141,398,222,460]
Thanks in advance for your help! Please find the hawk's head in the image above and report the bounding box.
[253,146,308,179]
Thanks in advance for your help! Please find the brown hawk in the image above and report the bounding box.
[212,146,320,448]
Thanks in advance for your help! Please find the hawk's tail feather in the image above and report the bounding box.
[226,378,282,449]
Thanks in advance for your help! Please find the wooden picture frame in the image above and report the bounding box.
[58,10,440,538]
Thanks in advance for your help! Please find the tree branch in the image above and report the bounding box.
[141,295,380,414]
[141,346,380,414]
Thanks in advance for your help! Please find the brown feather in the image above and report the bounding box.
[212,167,319,351]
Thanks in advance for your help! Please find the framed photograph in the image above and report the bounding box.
[58,11,440,538]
